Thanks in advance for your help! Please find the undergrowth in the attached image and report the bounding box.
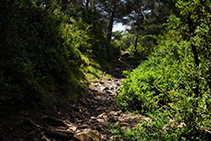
[113,30,211,140]
[0,0,120,109]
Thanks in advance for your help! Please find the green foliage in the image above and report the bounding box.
[127,44,135,57]
[118,34,134,51]
[137,35,157,57]
[111,111,187,141]
[81,9,108,61]
[0,0,87,107]
[116,34,189,111]
[114,30,161,60]
[67,6,120,62]
[115,27,211,139]
[0,0,121,107]
[114,0,170,60]
[114,1,211,139]
[112,31,123,40]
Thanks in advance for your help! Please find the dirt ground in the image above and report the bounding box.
[0,55,142,141]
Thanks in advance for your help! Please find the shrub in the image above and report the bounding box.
[0,0,86,107]
[115,31,211,139]
[111,111,187,141]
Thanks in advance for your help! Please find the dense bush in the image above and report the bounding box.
[114,1,211,139]
[0,0,121,108]
[116,35,190,111]
[0,0,86,107]
[115,29,211,139]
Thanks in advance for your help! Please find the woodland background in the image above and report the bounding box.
[0,0,211,140]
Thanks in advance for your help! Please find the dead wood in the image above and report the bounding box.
[41,133,51,141]
[24,118,79,140]
[42,115,68,126]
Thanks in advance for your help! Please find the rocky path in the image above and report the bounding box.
[1,55,150,141]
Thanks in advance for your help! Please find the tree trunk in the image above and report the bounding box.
[106,0,116,43]
[86,0,89,10]
[187,13,200,124]
[106,0,117,58]
[134,28,138,51]
[187,13,199,97]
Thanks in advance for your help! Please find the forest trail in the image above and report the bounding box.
[0,54,150,141]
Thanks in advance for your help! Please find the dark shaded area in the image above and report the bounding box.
[0,0,84,108]
[106,52,139,79]
[0,55,135,140]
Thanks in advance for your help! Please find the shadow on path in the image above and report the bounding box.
[0,55,144,141]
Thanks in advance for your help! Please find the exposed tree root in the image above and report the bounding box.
[24,118,80,140]
[42,115,69,126]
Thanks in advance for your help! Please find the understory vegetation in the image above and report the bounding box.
[114,0,211,140]
[115,34,211,140]
[0,0,120,108]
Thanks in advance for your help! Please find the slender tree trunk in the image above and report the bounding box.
[106,0,116,43]
[191,43,199,96]
[133,11,146,52]
[86,0,89,10]
[106,0,116,58]
[187,13,200,124]
[134,28,138,51]
[187,13,199,97]
[85,0,89,16]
